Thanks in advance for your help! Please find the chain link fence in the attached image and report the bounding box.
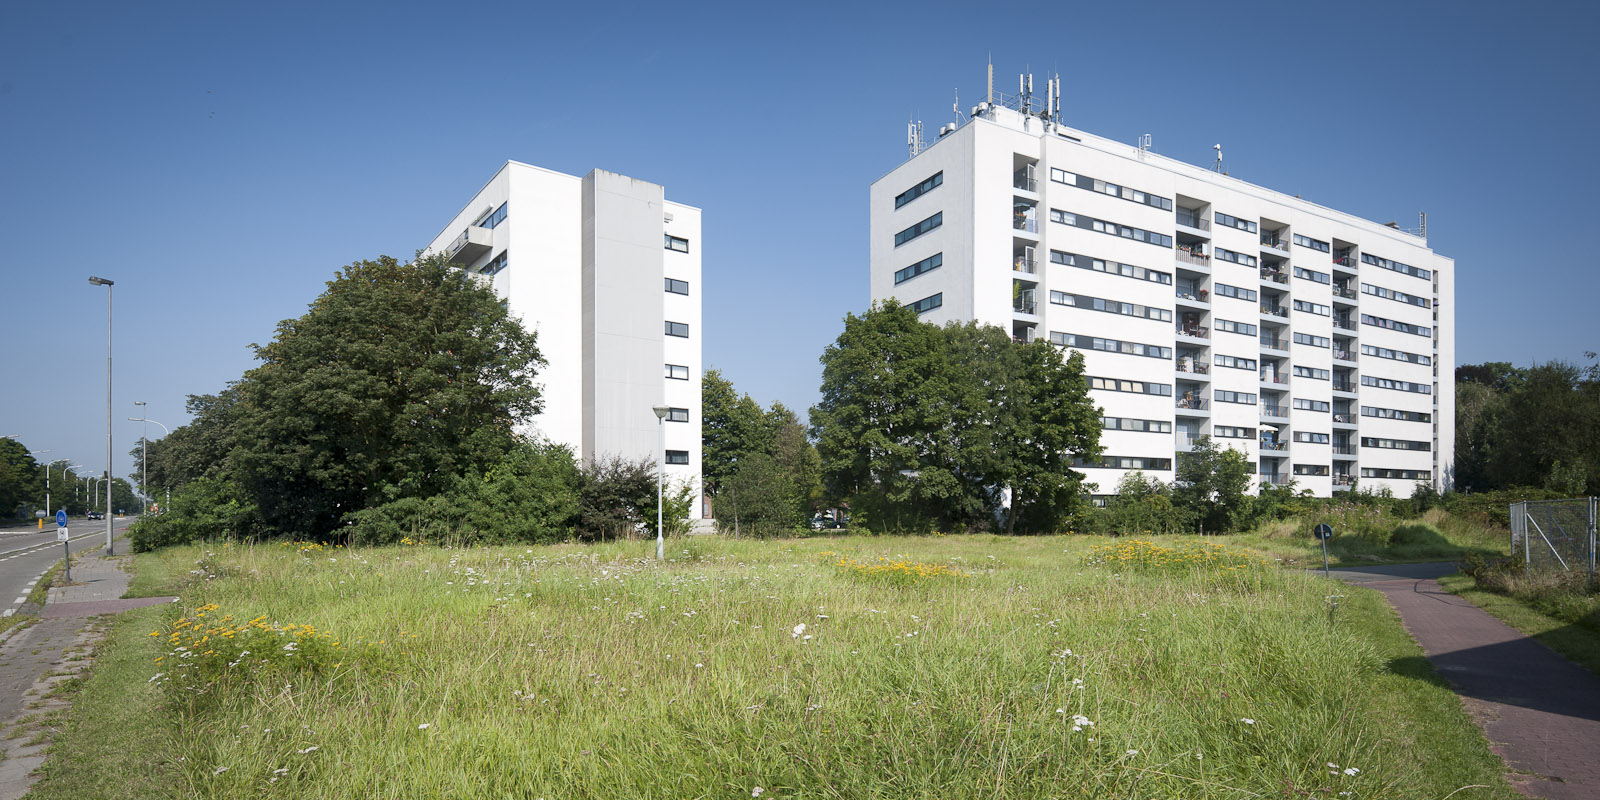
[1510,497,1599,580]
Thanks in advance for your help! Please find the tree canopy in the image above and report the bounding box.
[1454,356,1600,495]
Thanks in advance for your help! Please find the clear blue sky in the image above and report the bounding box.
[2,0,1594,488]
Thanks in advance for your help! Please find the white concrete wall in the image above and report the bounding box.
[662,200,703,507]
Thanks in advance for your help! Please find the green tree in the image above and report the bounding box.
[135,385,247,497]
[232,254,545,538]
[0,438,41,519]
[700,368,771,497]
[1003,342,1101,533]
[1103,471,1188,535]
[1173,437,1254,533]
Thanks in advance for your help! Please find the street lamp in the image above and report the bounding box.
[128,406,168,514]
[28,450,49,527]
[89,276,114,554]
[652,406,669,561]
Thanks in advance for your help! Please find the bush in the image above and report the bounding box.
[1389,522,1446,547]
[129,477,260,552]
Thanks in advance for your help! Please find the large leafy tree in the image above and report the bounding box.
[0,438,41,519]
[1004,342,1101,533]
[1454,357,1600,494]
[1173,436,1254,533]
[700,368,771,496]
[133,384,246,498]
[231,254,544,538]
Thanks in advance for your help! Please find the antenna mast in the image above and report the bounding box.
[907,118,925,158]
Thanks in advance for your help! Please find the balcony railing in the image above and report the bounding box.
[1260,337,1287,351]
[1260,304,1288,318]
[1332,474,1355,486]
[1332,379,1356,392]
[1013,300,1037,315]
[1260,373,1288,385]
[1013,258,1037,274]
[1332,444,1357,456]
[1176,361,1210,375]
[1334,318,1357,332]
[1176,211,1210,231]
[1332,413,1355,424]
[1333,255,1358,269]
[1260,235,1290,254]
[1259,440,1289,452]
[1013,217,1037,233]
[1260,473,1292,486]
[1259,268,1288,285]
[1176,288,1209,303]
[1333,349,1355,361]
[1176,325,1210,339]
[1176,397,1208,411]
[1333,286,1358,300]
[1259,404,1289,418]
[1175,247,1210,267]
[1013,176,1038,192]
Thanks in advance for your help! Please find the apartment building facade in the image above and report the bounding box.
[425,162,703,512]
[870,99,1453,499]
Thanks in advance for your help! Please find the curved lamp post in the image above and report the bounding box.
[89,276,114,554]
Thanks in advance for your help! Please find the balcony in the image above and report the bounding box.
[1013,300,1038,315]
[1175,288,1209,308]
[1175,397,1210,415]
[1332,379,1357,393]
[1332,474,1355,488]
[1259,404,1290,422]
[1013,217,1037,234]
[1332,444,1358,457]
[445,226,494,265]
[1013,173,1038,193]
[1333,285,1358,301]
[1176,210,1210,232]
[1334,317,1357,332]
[1260,235,1290,255]
[1259,440,1289,453]
[1259,268,1288,286]
[1176,325,1210,341]
[1176,361,1210,378]
[1260,304,1288,319]
[1260,473,1293,486]
[1333,349,1356,362]
[1260,337,1289,354]
[1013,257,1037,275]
[1333,255,1359,272]
[1260,372,1289,387]
[1176,432,1201,452]
[1175,246,1211,268]
[1332,413,1358,428]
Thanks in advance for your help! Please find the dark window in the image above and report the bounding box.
[895,212,943,246]
[909,293,943,315]
[665,321,690,338]
[894,252,943,285]
[666,407,689,423]
[665,364,690,380]
[665,278,690,295]
[665,235,690,253]
[477,202,508,229]
[665,450,689,465]
[894,172,943,208]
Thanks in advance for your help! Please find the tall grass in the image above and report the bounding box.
[37,535,1515,799]
[1233,508,1508,567]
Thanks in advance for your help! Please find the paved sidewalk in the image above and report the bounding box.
[1337,564,1600,799]
[0,541,176,800]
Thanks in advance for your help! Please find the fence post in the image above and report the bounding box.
[1590,496,1597,589]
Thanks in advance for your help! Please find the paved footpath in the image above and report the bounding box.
[0,539,176,800]
[1336,563,1600,800]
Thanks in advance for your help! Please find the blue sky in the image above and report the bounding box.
[2,0,1595,487]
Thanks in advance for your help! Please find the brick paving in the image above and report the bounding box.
[1340,566,1600,799]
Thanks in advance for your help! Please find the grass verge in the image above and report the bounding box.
[1437,573,1600,678]
[1234,509,1508,568]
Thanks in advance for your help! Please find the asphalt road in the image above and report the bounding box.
[0,517,134,617]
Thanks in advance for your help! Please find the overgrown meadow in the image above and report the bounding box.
[111,535,1513,799]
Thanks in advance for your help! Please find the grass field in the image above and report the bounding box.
[1232,508,1508,568]
[27,534,1517,799]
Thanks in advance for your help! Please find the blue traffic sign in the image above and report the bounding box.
[55,510,68,527]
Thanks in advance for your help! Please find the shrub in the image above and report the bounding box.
[1082,539,1268,573]
[129,477,260,552]
[1389,522,1446,547]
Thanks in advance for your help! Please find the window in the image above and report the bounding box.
[1361,375,1431,394]
[665,450,689,465]
[1050,167,1077,185]
[1051,169,1173,210]
[1214,426,1256,439]
[1215,390,1257,405]
[895,212,942,246]
[1294,432,1331,444]
[1294,398,1331,412]
[1362,437,1431,451]
[1049,291,1172,321]
[1293,332,1330,348]
[894,252,942,285]
[665,364,690,380]
[909,293,943,315]
[665,235,690,253]
[1215,319,1257,336]
[1214,283,1257,302]
[1102,417,1172,433]
[1361,344,1431,366]
[1361,253,1430,280]
[1361,405,1431,422]
[1051,209,1172,247]
[894,171,943,208]
[1214,354,1257,371]
[1294,464,1330,476]
[1088,377,1173,396]
[1214,212,1257,233]
[479,251,508,276]
[1074,455,1173,470]
[1050,250,1171,285]
[665,321,690,338]
[1293,234,1330,253]
[1294,366,1330,380]
[1050,332,1170,359]
[665,278,690,295]
[1293,266,1331,284]
[666,407,689,423]
[1293,300,1330,316]
[477,202,508,230]
[1214,248,1257,267]
[1360,313,1431,337]
[1361,282,1431,308]
[1362,467,1430,480]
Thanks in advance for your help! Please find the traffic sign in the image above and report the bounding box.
[1313,523,1333,540]
[57,528,69,542]
[55,510,68,527]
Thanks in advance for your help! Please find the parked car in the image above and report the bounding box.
[86,511,103,520]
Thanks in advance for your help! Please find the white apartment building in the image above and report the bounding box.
[870,81,1453,499]
[425,162,703,512]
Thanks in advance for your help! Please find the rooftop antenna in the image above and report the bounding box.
[953,88,965,123]
[986,58,994,105]
[1419,211,1427,240]
[1213,143,1223,173]
[1052,72,1062,122]
[1138,133,1152,160]
[908,117,924,158]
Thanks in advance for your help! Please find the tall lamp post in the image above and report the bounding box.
[128,407,168,513]
[89,276,114,554]
[63,466,83,512]
[28,450,49,527]
[652,406,669,561]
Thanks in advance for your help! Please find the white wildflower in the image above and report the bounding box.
[1240,718,1255,725]
[792,623,806,638]
[1343,767,1360,776]
[418,723,431,730]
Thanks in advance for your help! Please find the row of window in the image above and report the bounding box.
[1215,354,1256,370]
[479,252,508,277]
[1089,376,1173,396]
[665,234,690,253]
[1102,416,1172,433]
[1216,318,1258,337]
[1362,468,1430,480]
[1361,344,1431,366]
[1294,464,1330,476]
[1361,313,1432,337]
[909,293,943,315]
[1295,398,1331,412]
[1050,209,1174,248]
[1215,247,1257,267]
[1050,291,1173,321]
[1294,300,1330,316]
[1294,266,1331,285]
[1361,282,1431,308]
[1210,390,1253,405]
[1362,405,1431,422]
[1049,168,1175,211]
[1215,212,1257,233]
[1075,455,1173,470]
[895,171,942,208]
[1294,432,1330,444]
[1050,332,1171,359]
[1294,366,1330,380]
[1294,234,1330,253]
[1361,375,1432,394]
[1050,250,1172,285]
[1361,253,1430,280]
[895,212,942,246]
[894,252,942,285]
[477,202,508,230]
[1362,437,1431,451]
[1215,425,1255,439]
[1294,332,1330,348]
[1214,283,1256,302]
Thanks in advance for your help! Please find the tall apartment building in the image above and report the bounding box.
[425,162,703,513]
[870,81,1453,499]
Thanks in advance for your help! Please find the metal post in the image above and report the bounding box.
[135,401,147,512]
[1589,496,1597,589]
[652,406,669,560]
[63,538,71,583]
[89,276,115,555]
